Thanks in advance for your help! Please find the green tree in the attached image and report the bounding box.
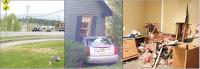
[3,14,21,31]
[0,18,6,31]
[0,19,3,31]
[22,18,57,26]
[107,0,123,46]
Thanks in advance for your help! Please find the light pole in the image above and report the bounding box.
[26,5,30,32]
[0,0,1,20]
[0,0,1,53]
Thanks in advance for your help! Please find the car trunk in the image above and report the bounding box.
[89,45,115,56]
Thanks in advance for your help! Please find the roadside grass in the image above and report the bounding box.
[0,40,64,68]
[0,40,121,68]
[0,35,64,43]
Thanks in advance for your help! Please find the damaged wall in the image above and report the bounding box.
[145,0,161,24]
[188,0,199,24]
[145,0,161,32]
[123,0,161,36]
[162,0,199,34]
[123,0,198,36]
[123,0,147,36]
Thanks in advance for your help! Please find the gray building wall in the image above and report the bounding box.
[65,0,107,41]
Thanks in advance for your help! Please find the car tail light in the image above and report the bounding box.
[114,46,118,55]
[86,47,90,56]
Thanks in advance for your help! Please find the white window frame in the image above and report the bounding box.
[80,16,93,36]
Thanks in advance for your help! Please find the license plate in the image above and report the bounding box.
[100,48,105,52]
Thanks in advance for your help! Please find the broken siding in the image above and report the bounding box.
[65,0,107,40]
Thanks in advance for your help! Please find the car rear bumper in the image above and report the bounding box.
[87,55,118,63]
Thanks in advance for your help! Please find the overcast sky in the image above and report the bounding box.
[0,1,64,21]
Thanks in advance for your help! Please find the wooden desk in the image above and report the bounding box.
[172,43,199,68]
[123,37,144,61]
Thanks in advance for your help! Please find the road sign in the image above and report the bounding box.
[2,0,10,11]
[3,5,9,11]
[2,0,10,5]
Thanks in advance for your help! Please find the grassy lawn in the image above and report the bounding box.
[0,35,64,43]
[0,40,64,68]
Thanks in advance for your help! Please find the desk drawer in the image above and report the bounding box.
[123,39,136,49]
[123,48,138,59]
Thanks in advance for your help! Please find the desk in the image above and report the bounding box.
[172,43,199,68]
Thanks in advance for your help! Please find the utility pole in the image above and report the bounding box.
[58,15,59,22]
[0,0,1,51]
[26,5,30,32]
[40,16,42,25]
[1,0,10,51]
[0,0,1,20]
[57,15,59,31]
[58,15,59,26]
[5,10,7,31]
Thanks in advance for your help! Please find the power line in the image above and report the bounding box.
[18,9,63,22]
[22,9,64,17]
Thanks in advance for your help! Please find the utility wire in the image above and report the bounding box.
[23,9,64,17]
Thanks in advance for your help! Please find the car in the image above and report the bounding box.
[32,27,41,32]
[47,28,51,32]
[82,36,119,64]
[58,27,64,32]
[58,29,64,32]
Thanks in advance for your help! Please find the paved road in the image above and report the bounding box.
[0,39,64,48]
[0,32,64,36]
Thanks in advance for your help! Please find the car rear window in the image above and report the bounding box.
[86,38,112,46]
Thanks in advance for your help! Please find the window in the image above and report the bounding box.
[86,38,112,47]
[80,16,93,36]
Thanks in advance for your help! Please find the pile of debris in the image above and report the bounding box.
[137,34,175,67]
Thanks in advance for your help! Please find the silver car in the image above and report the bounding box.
[82,37,119,64]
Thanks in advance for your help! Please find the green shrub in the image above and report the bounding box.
[64,40,87,68]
